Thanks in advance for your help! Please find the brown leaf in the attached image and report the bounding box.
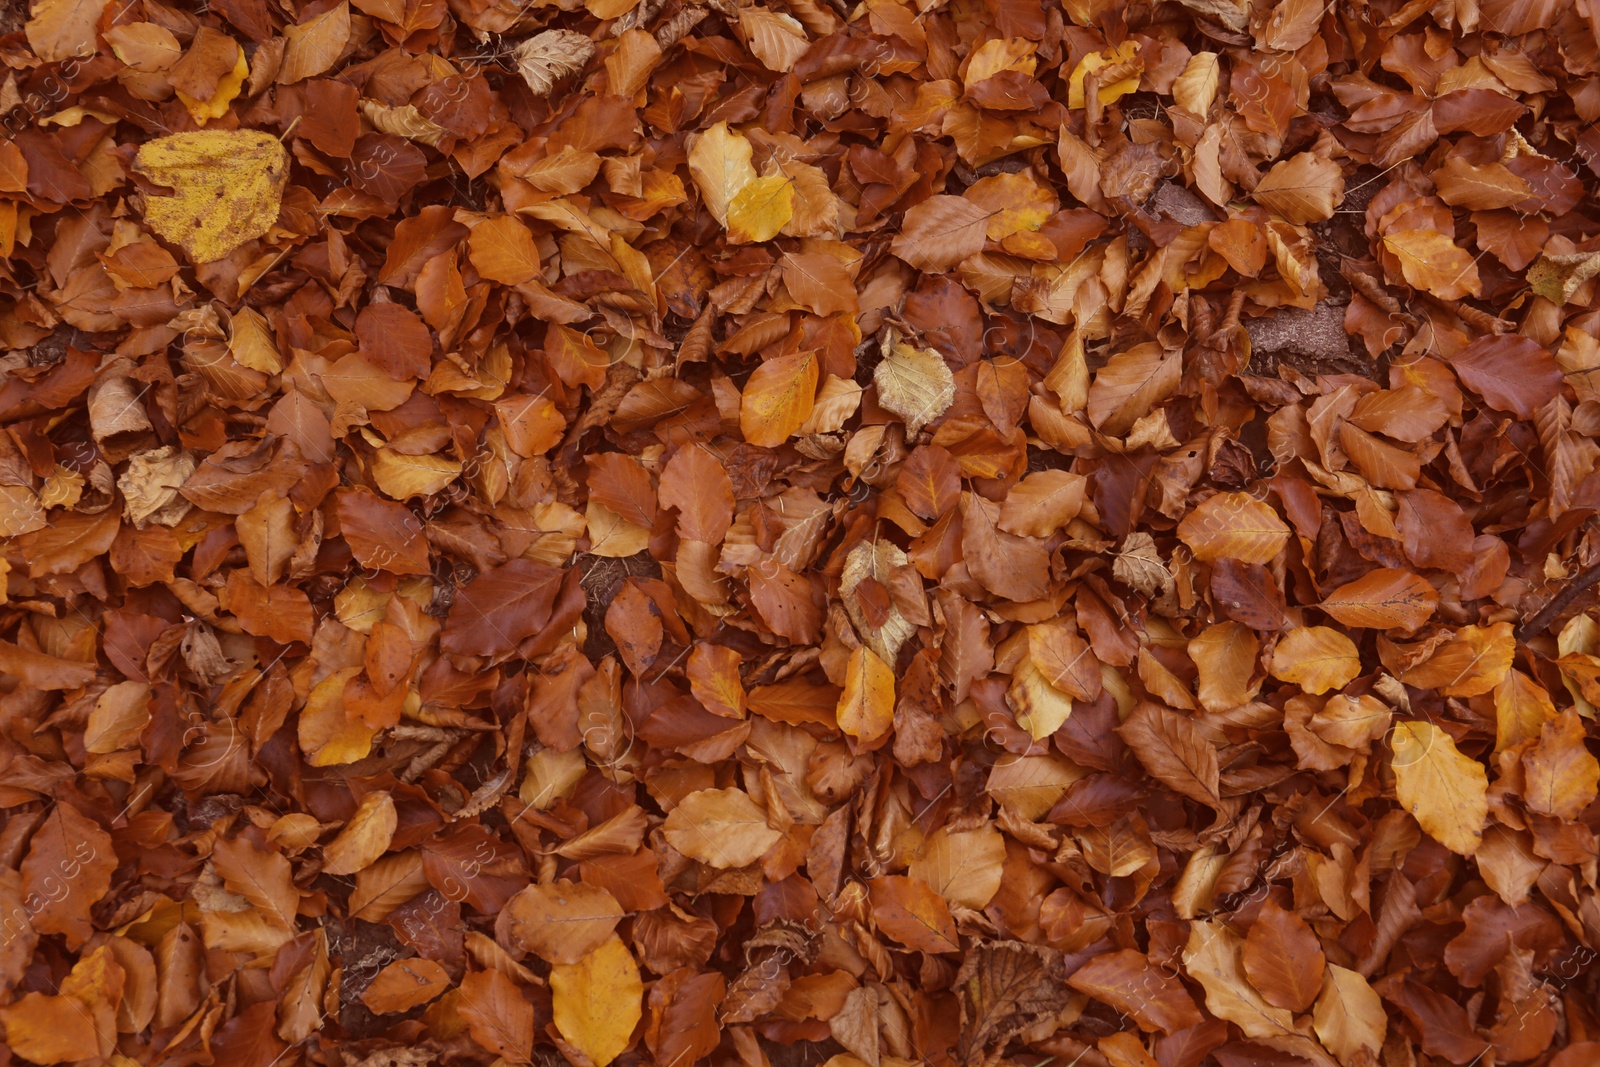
[1116,703,1221,809]
[955,941,1074,1064]
[1242,900,1326,1011]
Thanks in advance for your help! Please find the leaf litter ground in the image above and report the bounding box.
[0,0,1598,1064]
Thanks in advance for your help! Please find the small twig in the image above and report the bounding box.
[1517,561,1600,643]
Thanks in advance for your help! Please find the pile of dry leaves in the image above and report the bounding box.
[0,0,1598,1061]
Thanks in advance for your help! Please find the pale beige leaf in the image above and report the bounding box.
[875,343,954,436]
[1172,51,1219,115]
[688,121,757,228]
[1313,965,1386,1067]
[663,788,781,868]
[514,28,596,96]
[908,821,1005,909]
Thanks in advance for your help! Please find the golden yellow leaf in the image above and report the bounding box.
[837,646,895,745]
[176,46,246,124]
[1382,229,1483,300]
[373,449,463,500]
[550,935,643,1067]
[726,174,794,243]
[1493,668,1557,753]
[299,667,378,767]
[85,680,153,754]
[520,747,587,809]
[740,349,818,447]
[687,121,757,228]
[1556,613,1599,718]
[1270,626,1361,695]
[133,131,289,264]
[229,306,283,373]
[662,787,781,868]
[322,790,397,876]
[1189,622,1260,712]
[1008,658,1074,740]
[964,171,1057,241]
[1391,720,1487,856]
[1068,40,1141,107]
[1172,51,1219,115]
[1177,492,1290,564]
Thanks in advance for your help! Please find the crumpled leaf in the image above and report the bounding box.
[874,343,955,437]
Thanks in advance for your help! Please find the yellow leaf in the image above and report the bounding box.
[1391,720,1487,856]
[322,790,397,876]
[585,499,651,558]
[1313,964,1387,1067]
[372,449,463,500]
[1493,668,1557,753]
[299,667,377,767]
[965,171,1057,241]
[726,174,794,243]
[1067,40,1141,108]
[1556,613,1600,718]
[662,787,781,868]
[229,306,283,373]
[687,121,756,228]
[837,646,895,745]
[1270,626,1361,695]
[874,343,955,437]
[176,46,247,125]
[1172,51,1219,115]
[1382,229,1483,300]
[1007,658,1073,740]
[1177,492,1290,564]
[550,936,643,1067]
[740,349,818,447]
[133,131,289,264]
